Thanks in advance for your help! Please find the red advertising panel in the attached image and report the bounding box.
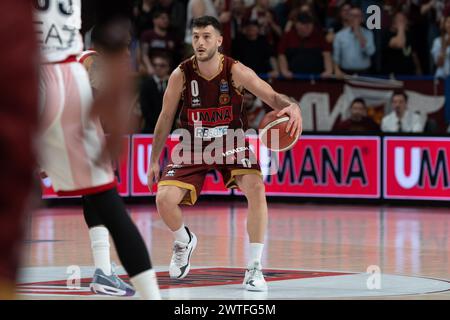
[131,135,231,196]
[41,136,130,198]
[384,137,450,201]
[115,135,131,196]
[240,136,380,198]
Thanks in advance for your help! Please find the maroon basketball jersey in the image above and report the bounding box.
[177,54,247,146]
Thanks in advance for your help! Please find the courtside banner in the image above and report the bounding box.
[40,136,131,198]
[115,135,131,196]
[384,137,450,201]
[131,134,231,196]
[242,136,381,198]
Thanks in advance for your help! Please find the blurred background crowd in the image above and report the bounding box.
[80,0,450,134]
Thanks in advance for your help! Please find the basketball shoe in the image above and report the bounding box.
[169,227,197,279]
[90,263,135,296]
[243,261,268,291]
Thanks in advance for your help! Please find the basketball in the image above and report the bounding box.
[258,110,301,152]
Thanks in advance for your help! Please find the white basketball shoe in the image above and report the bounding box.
[169,227,197,279]
[243,261,268,292]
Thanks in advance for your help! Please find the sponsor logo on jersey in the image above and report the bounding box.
[194,126,229,139]
[192,97,201,107]
[219,94,230,105]
[188,106,233,125]
[220,79,229,93]
[166,170,176,177]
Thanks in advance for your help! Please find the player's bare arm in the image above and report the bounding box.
[232,62,302,138]
[147,66,184,191]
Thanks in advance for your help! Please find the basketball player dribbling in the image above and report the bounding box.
[147,16,302,291]
[34,0,160,299]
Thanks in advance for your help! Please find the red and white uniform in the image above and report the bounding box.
[34,0,84,63]
[77,50,98,64]
[35,1,115,196]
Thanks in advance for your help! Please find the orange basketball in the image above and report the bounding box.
[258,111,301,152]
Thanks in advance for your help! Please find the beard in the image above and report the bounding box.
[195,47,217,62]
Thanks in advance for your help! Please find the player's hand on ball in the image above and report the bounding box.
[147,162,161,193]
[277,103,302,138]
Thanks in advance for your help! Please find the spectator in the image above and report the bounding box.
[139,53,171,133]
[278,13,333,78]
[333,6,376,76]
[243,0,282,45]
[230,0,247,41]
[381,91,424,133]
[326,2,351,44]
[406,0,441,74]
[140,10,181,75]
[333,98,380,133]
[311,0,328,27]
[273,0,294,30]
[155,0,186,39]
[431,15,450,78]
[277,0,324,34]
[421,0,443,70]
[133,0,157,37]
[382,11,422,75]
[284,2,317,33]
[232,21,279,78]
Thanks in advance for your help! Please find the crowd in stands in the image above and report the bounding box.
[84,0,450,134]
[129,0,450,78]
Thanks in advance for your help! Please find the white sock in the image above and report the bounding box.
[173,224,190,243]
[130,269,161,300]
[89,226,112,276]
[248,243,264,269]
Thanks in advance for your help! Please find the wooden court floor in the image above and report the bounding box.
[19,201,450,299]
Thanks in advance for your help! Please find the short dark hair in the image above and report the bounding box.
[351,98,367,108]
[297,12,314,24]
[392,90,408,101]
[339,1,351,11]
[150,51,171,63]
[191,16,222,34]
[152,9,169,20]
[90,17,131,52]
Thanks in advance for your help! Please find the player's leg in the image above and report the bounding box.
[157,163,206,279]
[84,188,160,299]
[82,196,137,296]
[38,63,160,299]
[155,185,188,233]
[156,184,198,279]
[235,174,268,244]
[234,173,268,292]
[82,197,111,276]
